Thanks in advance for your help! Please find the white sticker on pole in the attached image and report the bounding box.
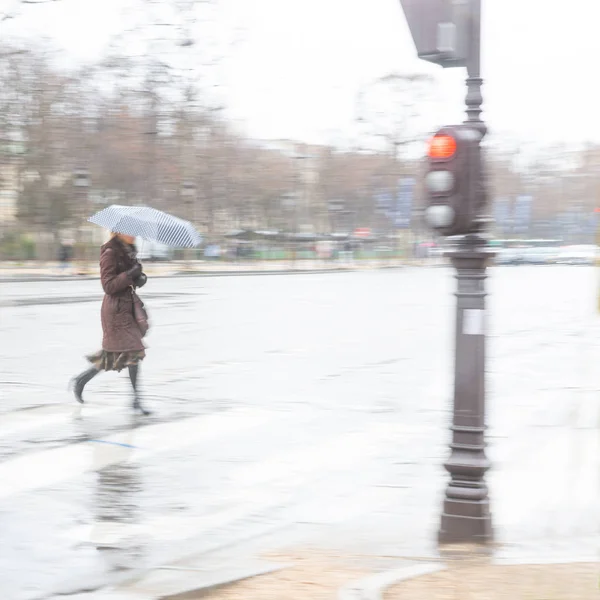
[463,309,485,336]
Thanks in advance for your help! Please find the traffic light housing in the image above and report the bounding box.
[398,0,470,68]
[423,124,485,237]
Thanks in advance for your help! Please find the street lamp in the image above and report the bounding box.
[181,181,197,265]
[291,149,319,234]
[73,168,90,275]
[181,181,196,215]
[328,199,345,233]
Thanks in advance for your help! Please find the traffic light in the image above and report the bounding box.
[423,124,484,237]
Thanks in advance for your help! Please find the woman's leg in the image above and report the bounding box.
[128,364,152,415]
[71,367,99,403]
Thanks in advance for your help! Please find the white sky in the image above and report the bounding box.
[4,0,600,149]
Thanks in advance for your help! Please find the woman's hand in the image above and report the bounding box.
[134,273,147,288]
[127,263,142,280]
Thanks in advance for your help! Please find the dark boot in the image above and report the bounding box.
[128,364,152,416]
[70,367,99,403]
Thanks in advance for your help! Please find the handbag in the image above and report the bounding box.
[131,288,150,337]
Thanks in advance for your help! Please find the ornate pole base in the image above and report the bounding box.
[439,495,493,544]
[438,235,494,545]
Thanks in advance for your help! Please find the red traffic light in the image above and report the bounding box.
[427,134,457,160]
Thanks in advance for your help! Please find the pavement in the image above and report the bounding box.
[1,266,599,599]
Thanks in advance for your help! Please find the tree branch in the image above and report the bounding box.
[2,0,62,23]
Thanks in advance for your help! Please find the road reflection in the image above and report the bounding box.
[89,431,146,572]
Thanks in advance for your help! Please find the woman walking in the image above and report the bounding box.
[71,232,152,415]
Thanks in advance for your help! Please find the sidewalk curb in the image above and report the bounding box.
[123,561,289,600]
[104,516,297,600]
[338,563,444,600]
[0,263,411,283]
[0,267,368,284]
[0,291,193,307]
[337,551,600,600]
[493,554,600,566]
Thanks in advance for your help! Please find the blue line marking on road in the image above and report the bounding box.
[88,439,139,449]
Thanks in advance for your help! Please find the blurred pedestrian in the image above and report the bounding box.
[58,243,72,273]
[70,232,151,415]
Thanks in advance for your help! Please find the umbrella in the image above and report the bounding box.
[88,205,202,248]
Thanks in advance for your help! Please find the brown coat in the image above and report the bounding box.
[100,237,145,353]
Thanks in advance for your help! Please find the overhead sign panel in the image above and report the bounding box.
[398,0,470,68]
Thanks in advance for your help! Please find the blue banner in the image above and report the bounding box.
[513,195,533,233]
[375,192,393,213]
[395,177,415,229]
[587,212,599,236]
[493,197,511,231]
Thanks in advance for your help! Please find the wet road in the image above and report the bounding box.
[1,267,600,598]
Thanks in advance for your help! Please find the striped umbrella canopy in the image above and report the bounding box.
[88,205,202,248]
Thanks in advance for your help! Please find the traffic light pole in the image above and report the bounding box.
[438,0,493,544]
